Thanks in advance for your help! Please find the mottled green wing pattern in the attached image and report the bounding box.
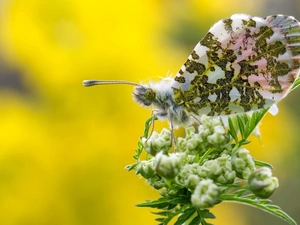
[172,14,300,117]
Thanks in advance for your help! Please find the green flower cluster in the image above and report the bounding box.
[135,115,279,209]
[142,128,171,155]
[232,148,256,179]
[177,115,229,156]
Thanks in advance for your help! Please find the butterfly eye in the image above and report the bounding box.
[133,86,156,106]
[144,89,156,101]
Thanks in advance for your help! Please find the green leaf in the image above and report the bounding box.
[153,211,169,216]
[291,77,300,92]
[125,163,137,171]
[238,139,251,146]
[174,208,195,225]
[143,115,158,138]
[242,109,268,140]
[136,198,172,209]
[200,209,216,219]
[254,159,274,169]
[232,189,248,196]
[153,210,177,225]
[168,196,190,205]
[189,214,201,225]
[220,192,297,225]
[236,114,246,137]
[199,148,215,166]
[132,115,158,161]
[132,142,143,161]
[228,117,238,142]
[201,222,214,225]
[133,144,143,159]
[230,108,269,144]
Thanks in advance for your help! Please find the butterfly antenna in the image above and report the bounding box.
[83,80,140,87]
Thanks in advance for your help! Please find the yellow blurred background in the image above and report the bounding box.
[0,0,299,224]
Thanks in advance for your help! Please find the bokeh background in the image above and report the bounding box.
[0,0,299,225]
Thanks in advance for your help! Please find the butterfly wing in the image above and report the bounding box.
[172,14,300,117]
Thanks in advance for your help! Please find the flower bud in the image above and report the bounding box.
[200,154,236,184]
[207,131,226,145]
[159,188,180,197]
[185,174,201,189]
[175,163,200,186]
[186,126,196,137]
[232,148,255,179]
[199,115,229,146]
[191,179,220,208]
[154,152,185,180]
[200,115,212,127]
[142,128,171,155]
[176,127,204,154]
[135,159,155,179]
[248,167,279,198]
[147,175,166,190]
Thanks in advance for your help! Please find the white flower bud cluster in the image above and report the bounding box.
[191,179,220,208]
[177,115,229,155]
[142,128,171,155]
[133,115,279,210]
[154,152,186,179]
[135,158,155,179]
[199,115,228,145]
[176,163,201,189]
[200,154,236,184]
[232,148,256,179]
[147,175,166,190]
[176,154,236,190]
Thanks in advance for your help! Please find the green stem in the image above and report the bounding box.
[199,148,214,165]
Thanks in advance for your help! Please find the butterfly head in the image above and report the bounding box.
[82,79,158,107]
[133,85,156,107]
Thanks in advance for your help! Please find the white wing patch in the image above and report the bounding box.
[172,14,300,118]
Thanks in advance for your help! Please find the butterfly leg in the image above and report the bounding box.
[190,115,201,125]
[167,108,177,149]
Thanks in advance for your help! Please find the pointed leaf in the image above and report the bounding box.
[136,198,171,209]
[201,209,216,219]
[152,211,169,216]
[220,193,297,225]
[168,196,190,205]
[228,117,238,142]
[189,214,201,225]
[174,208,196,225]
[254,160,273,169]
[125,163,137,171]
[291,77,300,91]
[143,116,157,138]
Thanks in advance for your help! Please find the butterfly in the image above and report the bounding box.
[83,14,300,129]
